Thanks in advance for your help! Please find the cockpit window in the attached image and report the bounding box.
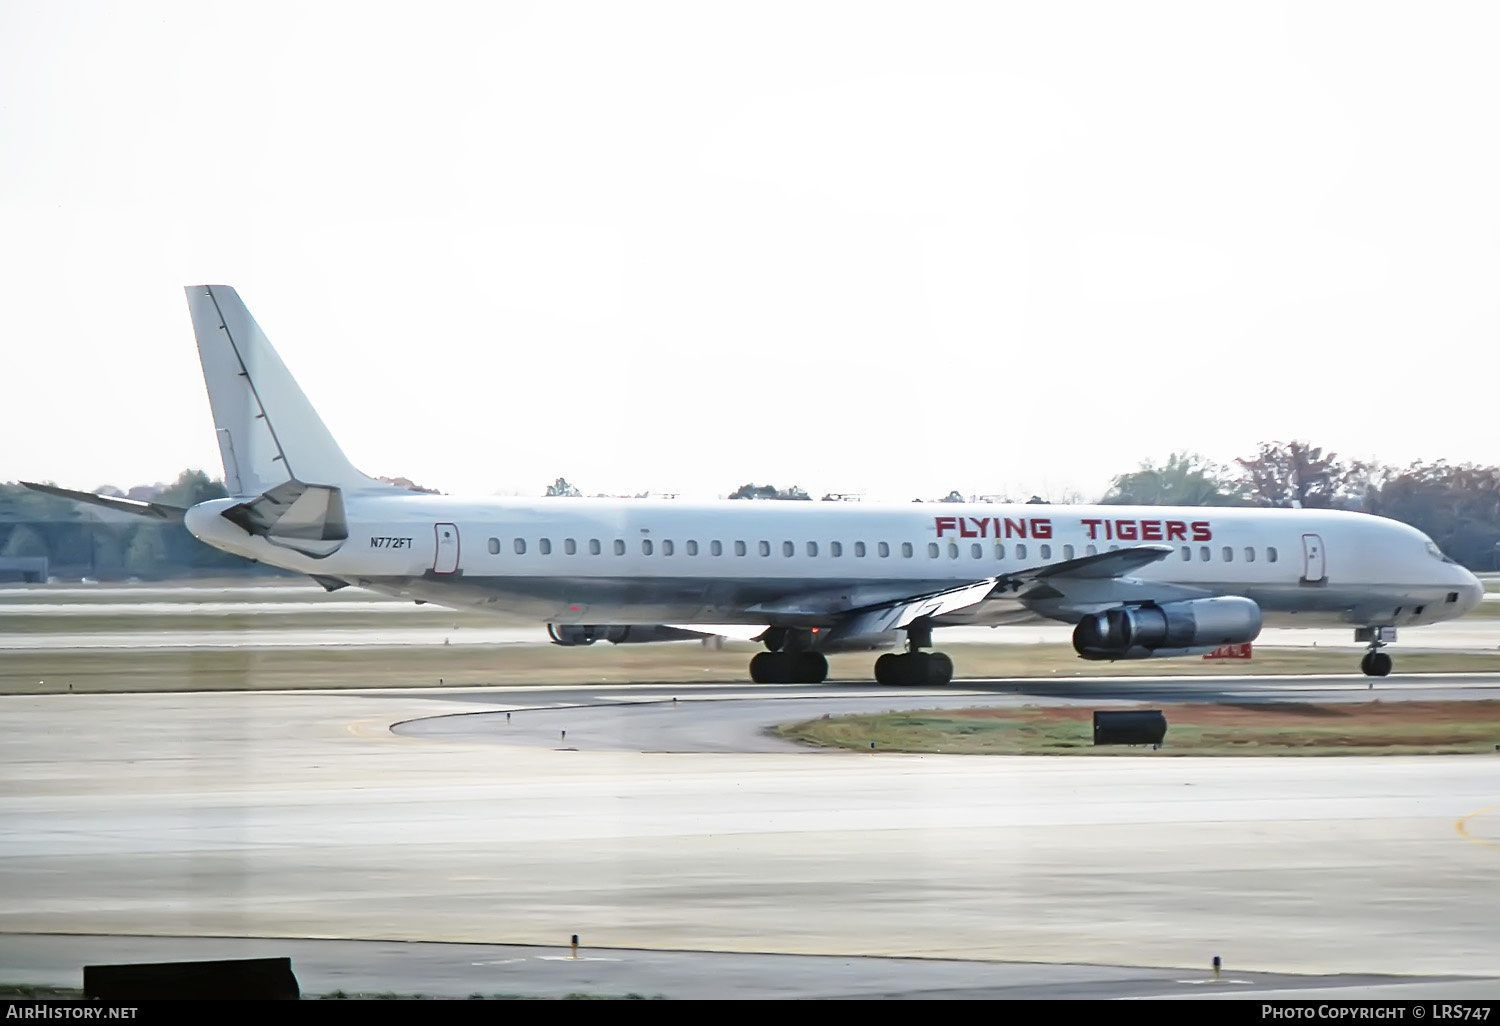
[1423,538,1456,564]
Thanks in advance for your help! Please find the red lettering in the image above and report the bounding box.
[1166,521,1187,541]
[969,517,989,539]
[1117,520,1138,541]
[1191,521,1212,542]
[1140,520,1162,541]
[1104,520,1113,540]
[1031,518,1052,540]
[1004,518,1028,539]
[1080,518,1102,540]
[935,517,957,537]
[959,518,978,538]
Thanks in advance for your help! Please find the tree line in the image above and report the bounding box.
[6,441,1498,578]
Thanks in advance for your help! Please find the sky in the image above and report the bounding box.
[2,1,1497,503]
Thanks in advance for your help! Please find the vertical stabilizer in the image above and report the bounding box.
[185,285,388,496]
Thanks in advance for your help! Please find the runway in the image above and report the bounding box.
[4,674,1500,998]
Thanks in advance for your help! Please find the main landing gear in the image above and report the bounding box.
[872,621,954,687]
[748,628,829,684]
[1356,626,1395,677]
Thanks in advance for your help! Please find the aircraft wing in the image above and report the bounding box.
[20,482,186,521]
[824,579,1004,643]
[823,544,1178,643]
[1016,543,1175,581]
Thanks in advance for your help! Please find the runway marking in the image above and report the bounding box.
[1454,802,1500,852]
[345,717,417,741]
[537,956,621,962]
[471,958,528,966]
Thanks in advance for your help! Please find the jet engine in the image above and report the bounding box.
[546,624,708,646]
[1071,596,1261,661]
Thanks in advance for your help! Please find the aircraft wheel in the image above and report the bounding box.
[750,651,777,684]
[925,652,954,686]
[874,653,901,685]
[1368,652,1392,677]
[798,652,829,684]
[1359,652,1373,676]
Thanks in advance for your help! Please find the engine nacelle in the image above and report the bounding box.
[1071,596,1261,661]
[546,624,707,646]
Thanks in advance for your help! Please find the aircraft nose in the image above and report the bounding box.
[1458,572,1486,616]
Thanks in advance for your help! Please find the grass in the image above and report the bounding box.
[2,643,1497,696]
[774,700,1500,756]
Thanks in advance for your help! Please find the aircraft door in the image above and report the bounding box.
[1301,533,1325,584]
[434,523,460,575]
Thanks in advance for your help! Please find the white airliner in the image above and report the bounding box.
[26,286,1485,684]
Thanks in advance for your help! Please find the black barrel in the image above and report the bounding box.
[1093,710,1167,746]
[84,957,300,1000]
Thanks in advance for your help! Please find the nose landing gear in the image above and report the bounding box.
[1355,626,1396,677]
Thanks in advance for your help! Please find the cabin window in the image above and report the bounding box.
[782,541,794,557]
[641,540,653,555]
[735,540,747,556]
[878,542,890,558]
[831,542,843,557]
[1015,543,1028,560]
[1267,547,1278,563]
[971,543,983,559]
[807,541,818,557]
[1062,544,1074,560]
[1244,547,1255,562]
[1200,546,1211,561]
[994,543,1005,559]
[564,538,576,555]
[487,537,500,555]
[854,541,866,557]
[539,538,552,555]
[614,539,625,556]
[1180,546,1191,561]
[711,540,722,556]
[901,542,914,558]
[662,540,674,556]
[928,543,940,558]
[759,541,771,557]
[514,539,526,555]
[1086,544,1097,557]
[1108,545,1119,552]
[589,539,601,555]
[945,543,957,559]
[686,540,699,556]
[1222,546,1233,562]
[1039,544,1052,560]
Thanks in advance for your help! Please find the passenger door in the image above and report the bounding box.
[433,523,461,575]
[1301,533,1325,584]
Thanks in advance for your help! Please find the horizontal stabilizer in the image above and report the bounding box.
[20,482,186,521]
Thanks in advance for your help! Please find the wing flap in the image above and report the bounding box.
[826,578,998,643]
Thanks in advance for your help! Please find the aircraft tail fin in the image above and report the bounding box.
[184,286,393,497]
